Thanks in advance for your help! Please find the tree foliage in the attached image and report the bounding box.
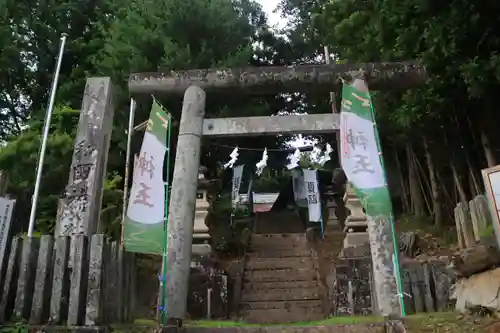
[2,0,500,234]
[0,0,293,234]
[279,0,500,227]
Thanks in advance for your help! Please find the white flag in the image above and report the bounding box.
[340,111,385,189]
[127,132,166,224]
[303,169,322,222]
[232,165,244,208]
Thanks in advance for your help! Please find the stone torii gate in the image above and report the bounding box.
[127,62,425,320]
[55,62,424,323]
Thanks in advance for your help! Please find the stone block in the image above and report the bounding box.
[30,235,54,324]
[85,234,105,325]
[67,235,88,326]
[50,236,70,323]
[14,237,40,319]
[0,237,22,323]
[343,232,369,248]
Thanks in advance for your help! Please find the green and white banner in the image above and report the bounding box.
[340,83,389,214]
[340,81,404,316]
[124,101,171,254]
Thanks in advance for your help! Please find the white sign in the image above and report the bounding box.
[232,165,244,208]
[303,169,321,222]
[127,132,166,224]
[340,112,385,189]
[0,197,15,273]
[481,165,500,248]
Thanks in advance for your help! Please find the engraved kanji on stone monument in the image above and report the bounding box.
[55,77,115,236]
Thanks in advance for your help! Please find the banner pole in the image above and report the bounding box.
[366,89,406,317]
[161,111,173,326]
[121,99,136,244]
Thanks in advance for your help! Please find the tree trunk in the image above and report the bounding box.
[451,160,468,204]
[394,149,410,213]
[467,157,481,197]
[407,143,425,217]
[423,137,443,227]
[480,129,496,167]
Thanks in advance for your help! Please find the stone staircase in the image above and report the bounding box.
[238,233,325,324]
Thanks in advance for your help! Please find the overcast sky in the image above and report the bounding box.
[255,0,315,149]
[258,0,285,29]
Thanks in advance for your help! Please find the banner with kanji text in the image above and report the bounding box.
[124,101,170,254]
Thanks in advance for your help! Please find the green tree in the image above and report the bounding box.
[0,0,298,234]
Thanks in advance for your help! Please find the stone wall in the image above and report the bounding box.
[134,255,230,320]
[187,257,228,319]
[333,254,455,316]
[0,234,135,325]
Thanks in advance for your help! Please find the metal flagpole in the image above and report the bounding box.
[121,99,137,242]
[160,111,172,326]
[27,33,68,237]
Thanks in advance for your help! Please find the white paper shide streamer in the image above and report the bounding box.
[286,149,301,170]
[224,147,239,169]
[255,148,268,176]
[317,143,333,166]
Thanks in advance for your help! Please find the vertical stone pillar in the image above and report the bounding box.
[165,86,206,320]
[55,77,115,236]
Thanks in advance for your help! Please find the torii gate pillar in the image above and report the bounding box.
[164,86,206,319]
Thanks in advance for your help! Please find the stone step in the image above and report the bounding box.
[239,299,322,311]
[250,234,307,248]
[238,299,324,324]
[246,249,311,258]
[245,257,314,271]
[241,287,320,302]
[243,280,318,290]
[249,244,308,253]
[239,307,324,324]
[249,243,309,253]
[244,268,316,282]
